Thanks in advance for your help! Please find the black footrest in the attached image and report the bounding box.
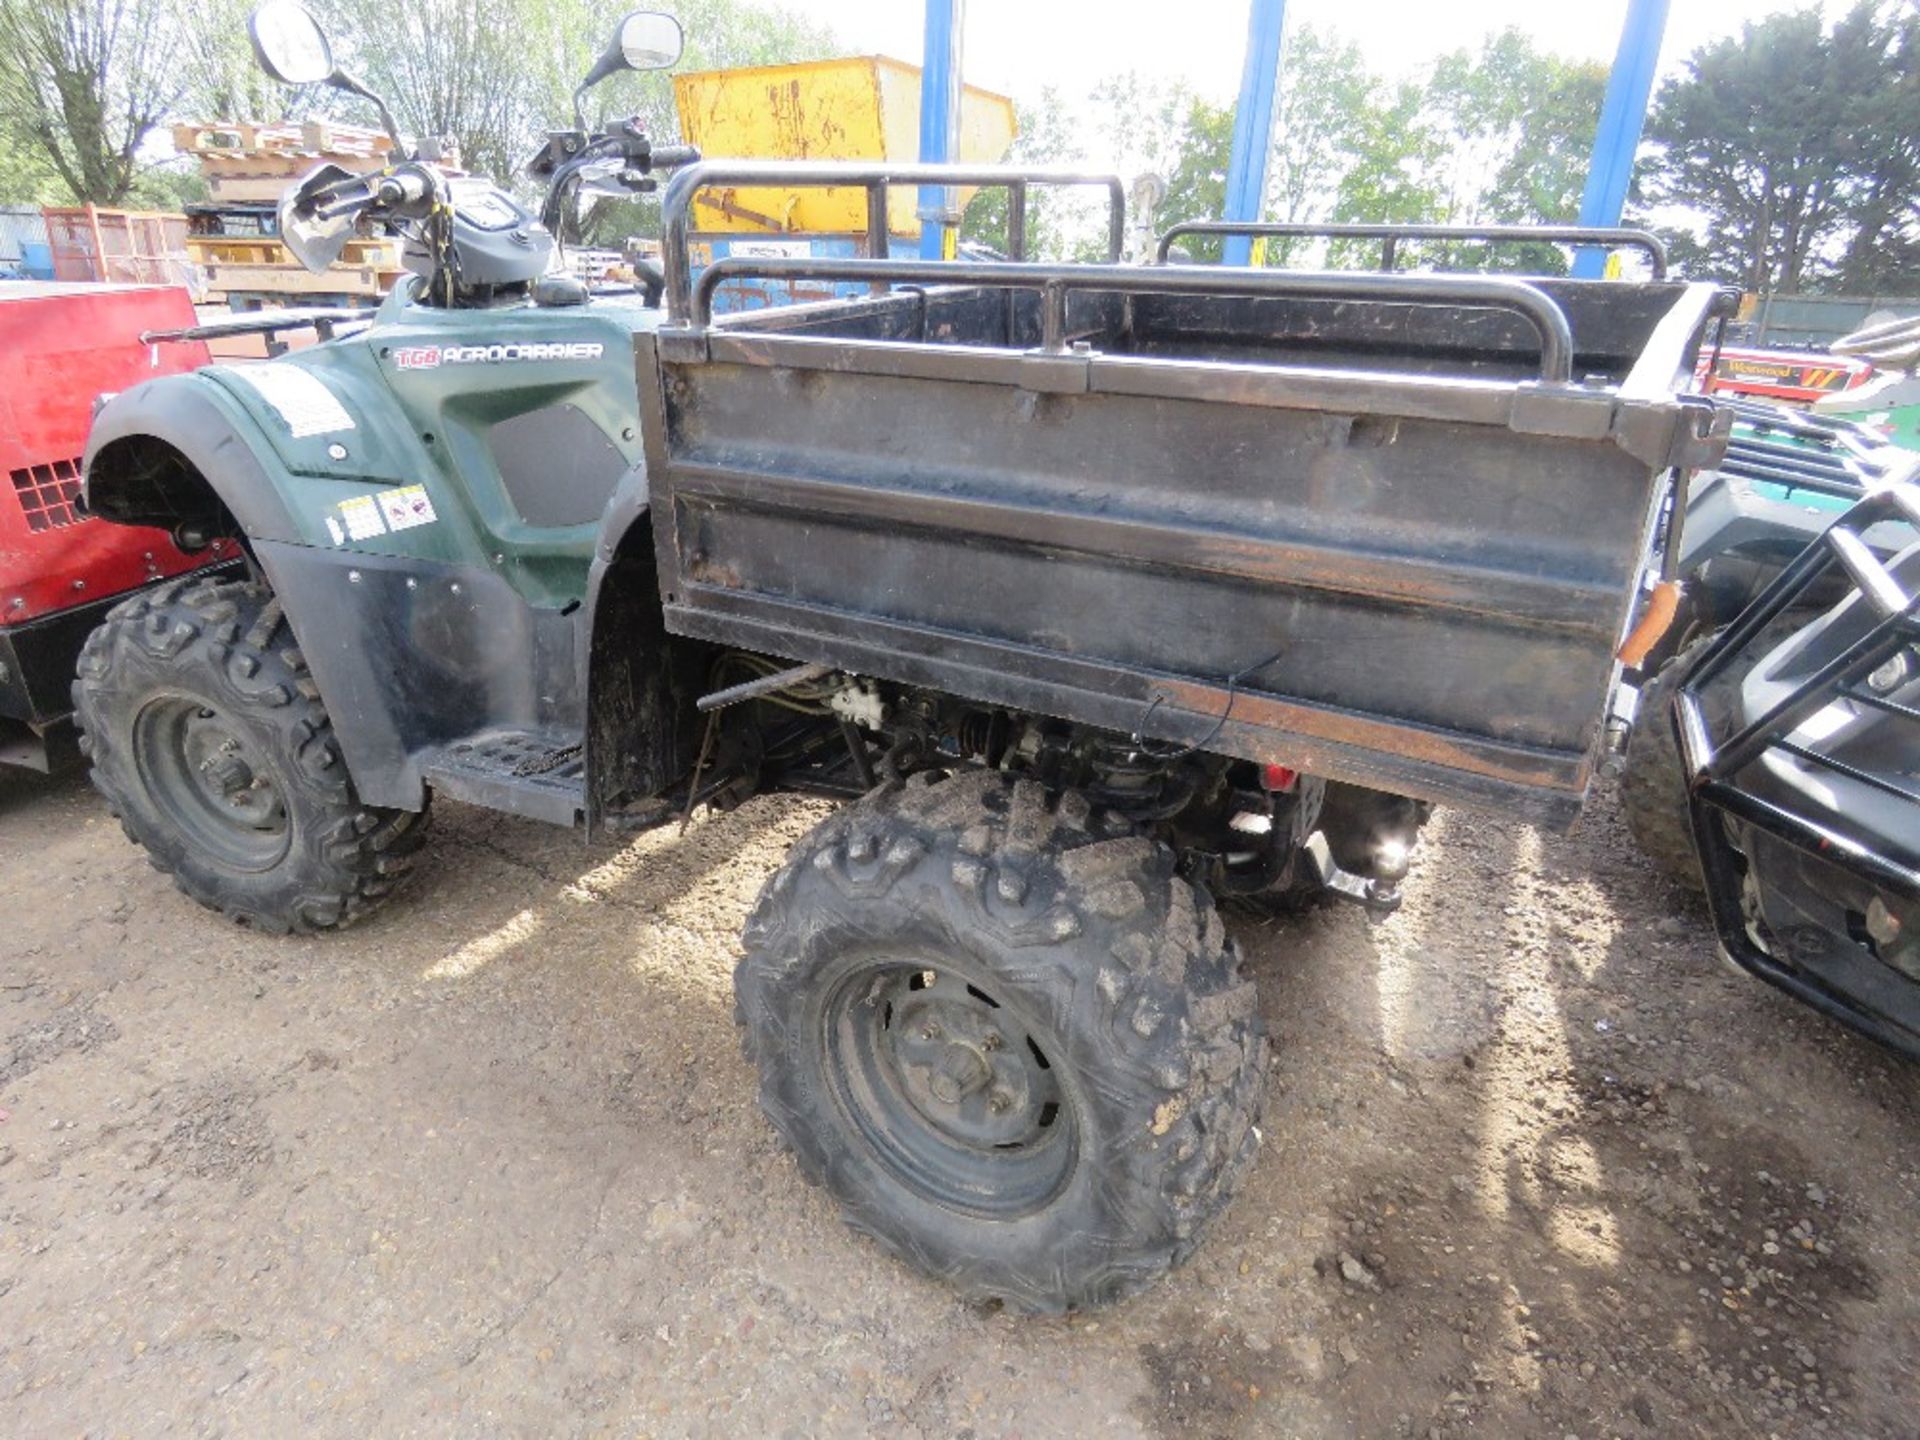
[424,729,585,826]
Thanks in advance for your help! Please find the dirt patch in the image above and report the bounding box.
[0,1001,120,1087]
[0,765,1914,1438]
[1301,1125,1876,1439]
[1138,1329,1292,1439]
[155,1074,276,1184]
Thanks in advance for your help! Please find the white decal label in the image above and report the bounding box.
[377,484,437,531]
[726,240,813,259]
[392,341,604,369]
[338,494,387,541]
[324,515,345,546]
[226,362,357,438]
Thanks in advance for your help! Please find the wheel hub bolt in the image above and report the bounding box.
[205,753,253,795]
[928,1042,991,1105]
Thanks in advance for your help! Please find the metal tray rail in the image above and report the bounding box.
[1152,221,1669,277]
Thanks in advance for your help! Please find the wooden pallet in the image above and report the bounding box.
[187,233,403,269]
[205,173,323,205]
[177,119,394,205]
[173,120,390,158]
[198,261,403,299]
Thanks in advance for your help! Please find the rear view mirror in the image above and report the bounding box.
[248,0,407,155]
[617,11,684,71]
[249,0,335,86]
[576,10,684,123]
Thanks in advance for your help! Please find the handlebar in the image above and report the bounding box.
[535,128,702,237]
[308,165,431,220]
[375,172,428,207]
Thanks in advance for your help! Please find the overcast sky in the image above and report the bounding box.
[766,0,1868,102]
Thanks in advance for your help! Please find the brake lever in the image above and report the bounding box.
[312,186,375,220]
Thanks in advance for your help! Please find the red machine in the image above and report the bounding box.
[1694,344,1875,405]
[1,283,231,769]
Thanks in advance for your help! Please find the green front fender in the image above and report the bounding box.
[84,370,306,543]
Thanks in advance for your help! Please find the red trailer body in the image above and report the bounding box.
[1,283,232,768]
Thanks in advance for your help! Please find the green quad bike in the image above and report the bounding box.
[73,1,1733,1310]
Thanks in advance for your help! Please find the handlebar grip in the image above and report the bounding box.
[313,170,424,219]
[648,144,701,170]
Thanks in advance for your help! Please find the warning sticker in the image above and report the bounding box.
[225,363,357,438]
[338,494,387,541]
[377,484,437,532]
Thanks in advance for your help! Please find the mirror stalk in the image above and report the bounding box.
[329,68,408,158]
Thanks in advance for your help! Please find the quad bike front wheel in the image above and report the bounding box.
[1622,636,1711,890]
[72,577,429,933]
[1622,617,1808,891]
[735,769,1267,1312]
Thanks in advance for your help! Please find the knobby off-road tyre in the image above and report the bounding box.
[1621,637,1710,890]
[72,576,429,933]
[734,769,1268,1312]
[1623,617,1806,891]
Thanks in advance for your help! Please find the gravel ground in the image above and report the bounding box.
[1,763,1915,1439]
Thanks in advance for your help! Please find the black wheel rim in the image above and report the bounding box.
[132,694,291,872]
[823,958,1078,1219]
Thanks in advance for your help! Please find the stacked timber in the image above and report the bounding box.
[174,120,416,305]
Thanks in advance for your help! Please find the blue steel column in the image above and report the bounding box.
[1221,0,1287,267]
[917,0,965,260]
[1572,0,1670,278]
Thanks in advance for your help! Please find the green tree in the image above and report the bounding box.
[1833,4,1920,292]
[323,0,564,181]
[1257,26,1374,265]
[0,0,182,204]
[1157,96,1234,259]
[1326,77,1446,265]
[1420,29,1606,273]
[180,0,303,124]
[1640,1,1916,295]
[1068,73,1233,261]
[0,127,63,205]
[1303,29,1605,274]
[961,87,1085,258]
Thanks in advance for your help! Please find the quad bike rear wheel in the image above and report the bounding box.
[734,769,1267,1312]
[72,577,429,932]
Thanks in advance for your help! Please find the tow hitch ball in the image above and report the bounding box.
[1305,829,1416,917]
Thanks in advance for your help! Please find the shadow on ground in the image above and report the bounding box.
[1,775,1914,1438]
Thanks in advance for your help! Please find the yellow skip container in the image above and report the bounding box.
[671,56,1017,238]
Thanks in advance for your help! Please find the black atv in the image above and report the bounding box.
[1621,399,1919,881]
[1660,484,1920,1058]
